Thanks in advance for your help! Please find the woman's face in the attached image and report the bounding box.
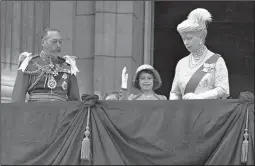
[180,32,202,52]
[139,71,154,91]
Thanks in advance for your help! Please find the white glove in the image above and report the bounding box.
[183,89,221,100]
[197,89,221,99]
[182,93,203,100]
[121,67,128,89]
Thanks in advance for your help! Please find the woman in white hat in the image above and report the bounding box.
[169,8,230,100]
[120,64,167,100]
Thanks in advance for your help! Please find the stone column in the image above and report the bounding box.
[1,1,50,103]
[50,1,95,96]
[74,1,95,95]
[143,1,154,65]
[1,1,20,103]
[93,1,145,96]
[50,1,75,57]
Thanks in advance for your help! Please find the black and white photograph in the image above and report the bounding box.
[1,1,254,165]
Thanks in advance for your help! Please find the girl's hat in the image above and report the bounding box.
[132,64,162,90]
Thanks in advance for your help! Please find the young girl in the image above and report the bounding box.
[120,64,167,100]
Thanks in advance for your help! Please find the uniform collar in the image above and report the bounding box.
[40,51,59,64]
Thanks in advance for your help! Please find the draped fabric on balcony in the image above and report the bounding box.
[1,92,254,165]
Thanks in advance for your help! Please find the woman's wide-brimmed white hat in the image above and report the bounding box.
[132,64,162,90]
[177,8,212,34]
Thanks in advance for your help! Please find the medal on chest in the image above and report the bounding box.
[62,73,67,79]
[47,75,57,89]
[45,62,58,89]
[61,81,67,90]
[61,73,68,90]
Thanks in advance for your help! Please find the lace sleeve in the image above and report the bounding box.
[214,57,230,98]
[169,61,182,100]
[198,57,230,99]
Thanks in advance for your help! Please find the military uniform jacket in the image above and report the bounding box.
[12,53,80,102]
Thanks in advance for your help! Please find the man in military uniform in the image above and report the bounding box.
[12,28,80,102]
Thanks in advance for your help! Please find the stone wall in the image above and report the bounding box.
[50,1,146,98]
[93,1,145,97]
[1,1,50,102]
[1,1,146,102]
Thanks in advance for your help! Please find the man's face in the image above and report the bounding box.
[42,31,62,55]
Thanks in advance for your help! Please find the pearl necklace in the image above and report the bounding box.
[189,46,208,69]
[144,95,152,98]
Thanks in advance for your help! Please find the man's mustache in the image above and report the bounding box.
[54,48,61,52]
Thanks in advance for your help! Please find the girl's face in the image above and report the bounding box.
[138,71,154,92]
[42,31,62,55]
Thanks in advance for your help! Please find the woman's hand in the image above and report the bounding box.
[121,67,128,89]
[182,93,203,100]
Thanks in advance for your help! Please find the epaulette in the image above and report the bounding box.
[18,52,31,66]
[58,61,72,73]
[57,56,69,65]
[18,54,39,65]
[62,55,79,75]
[27,54,40,65]
[18,52,39,72]
[25,55,42,73]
